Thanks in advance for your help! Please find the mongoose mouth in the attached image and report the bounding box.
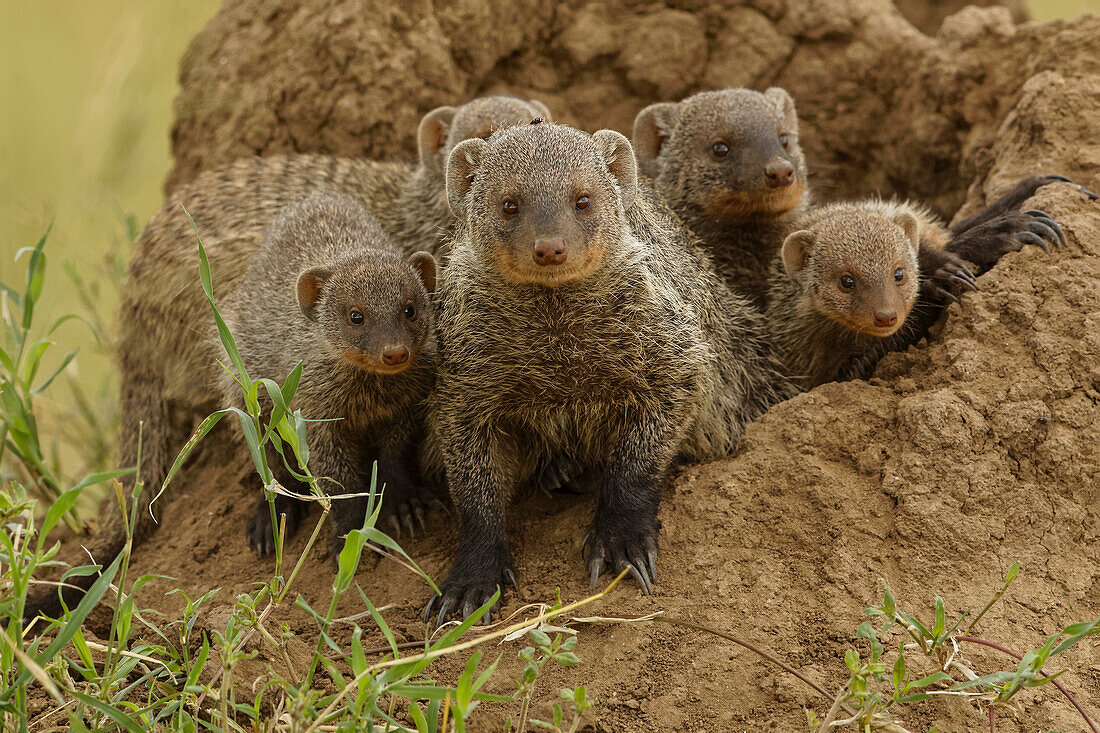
[493,250,603,287]
[705,180,804,221]
[340,348,418,375]
[832,314,906,339]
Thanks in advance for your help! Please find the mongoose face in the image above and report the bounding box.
[634,88,806,221]
[297,250,437,375]
[417,96,553,179]
[445,123,637,287]
[782,209,920,338]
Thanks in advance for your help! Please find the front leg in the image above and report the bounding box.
[950,174,1095,236]
[306,422,371,560]
[585,408,679,595]
[425,419,517,625]
[373,415,436,539]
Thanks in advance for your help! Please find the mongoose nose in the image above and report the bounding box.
[765,161,795,189]
[874,312,898,328]
[381,345,410,366]
[533,237,568,266]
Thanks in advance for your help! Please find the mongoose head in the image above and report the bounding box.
[445,122,637,287]
[418,95,554,179]
[633,88,806,221]
[781,207,920,338]
[297,249,437,375]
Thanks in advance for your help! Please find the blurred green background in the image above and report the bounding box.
[0,0,1095,490]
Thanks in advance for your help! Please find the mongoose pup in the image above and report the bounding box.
[633,88,808,305]
[425,122,792,623]
[766,198,1064,389]
[219,195,438,559]
[25,195,438,622]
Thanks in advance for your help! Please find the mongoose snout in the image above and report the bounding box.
[533,236,568,266]
[765,159,795,189]
[874,311,898,328]
[381,344,410,366]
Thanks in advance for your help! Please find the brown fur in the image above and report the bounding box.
[634,88,808,307]
[424,122,793,622]
[218,195,438,558]
[766,199,946,390]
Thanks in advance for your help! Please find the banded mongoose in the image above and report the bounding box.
[24,191,441,621]
[424,122,793,623]
[766,196,1066,389]
[633,88,808,306]
[219,195,438,559]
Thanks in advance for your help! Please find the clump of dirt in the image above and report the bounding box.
[65,0,1100,730]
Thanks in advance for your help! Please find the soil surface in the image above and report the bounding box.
[47,1,1100,730]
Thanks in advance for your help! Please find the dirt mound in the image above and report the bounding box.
[92,0,1100,729]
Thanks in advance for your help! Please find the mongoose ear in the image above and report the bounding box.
[408,251,438,294]
[528,99,553,122]
[296,266,334,321]
[632,102,680,173]
[418,105,458,174]
[593,129,638,210]
[893,211,921,257]
[445,138,489,221]
[781,230,814,278]
[764,87,799,136]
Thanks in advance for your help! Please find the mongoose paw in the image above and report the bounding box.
[948,209,1064,273]
[534,456,587,496]
[245,498,305,556]
[380,490,444,537]
[423,559,517,627]
[919,250,975,306]
[583,519,659,596]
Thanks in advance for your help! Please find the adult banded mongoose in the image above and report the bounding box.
[424,122,793,623]
[766,197,1066,389]
[633,88,808,306]
[219,195,437,559]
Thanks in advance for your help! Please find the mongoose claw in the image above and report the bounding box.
[1014,230,1049,253]
[588,553,603,590]
[1041,174,1097,200]
[1020,210,1064,246]
[413,503,427,532]
[425,557,514,626]
[950,274,978,292]
[386,514,403,540]
[401,509,416,539]
[584,522,659,595]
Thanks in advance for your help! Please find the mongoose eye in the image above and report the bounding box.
[349,309,365,325]
[502,198,519,217]
[575,195,590,211]
[840,275,855,290]
[403,302,417,320]
[779,133,790,149]
[894,268,905,283]
[711,141,730,159]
